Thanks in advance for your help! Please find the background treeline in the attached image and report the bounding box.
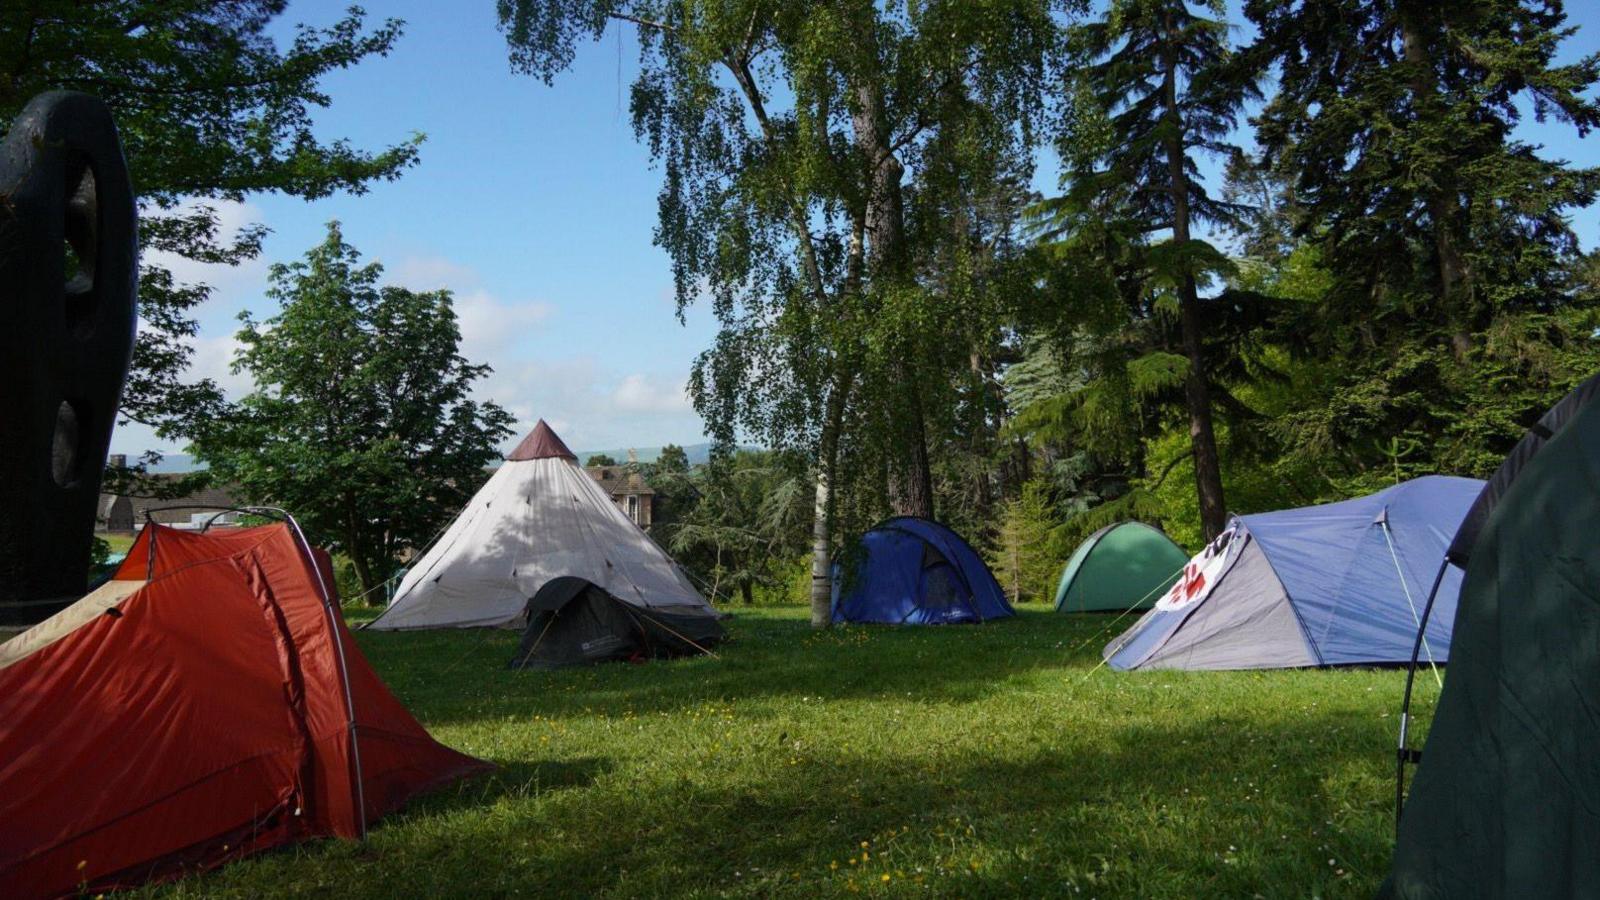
[527,0,1600,607]
[6,2,1596,611]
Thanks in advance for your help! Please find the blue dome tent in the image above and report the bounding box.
[831,517,1014,625]
[1103,476,1484,670]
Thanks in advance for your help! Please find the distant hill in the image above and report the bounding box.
[574,443,757,466]
[145,453,200,473]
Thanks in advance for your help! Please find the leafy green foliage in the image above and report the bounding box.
[0,1,420,465]
[1030,0,1261,539]
[190,223,513,595]
[659,450,812,605]
[988,480,1061,603]
[500,0,1070,533]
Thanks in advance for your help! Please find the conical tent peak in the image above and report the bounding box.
[507,419,577,461]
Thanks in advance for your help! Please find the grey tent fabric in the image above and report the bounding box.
[1123,535,1316,671]
[508,576,724,669]
[369,420,713,631]
[1105,476,1481,671]
[1380,394,1600,899]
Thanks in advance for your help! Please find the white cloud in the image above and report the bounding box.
[474,359,704,452]
[387,254,479,292]
[611,373,691,413]
[452,289,554,361]
[110,250,707,458]
[188,333,253,398]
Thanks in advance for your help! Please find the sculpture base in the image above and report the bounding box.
[0,596,77,627]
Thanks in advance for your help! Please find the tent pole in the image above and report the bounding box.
[1395,557,1451,836]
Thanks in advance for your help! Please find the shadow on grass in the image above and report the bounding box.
[408,755,615,817]
[356,608,1126,726]
[181,709,1391,899]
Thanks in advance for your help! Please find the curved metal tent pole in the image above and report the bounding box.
[138,504,368,840]
[1394,557,1451,835]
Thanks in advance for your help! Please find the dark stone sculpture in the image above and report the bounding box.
[0,92,138,624]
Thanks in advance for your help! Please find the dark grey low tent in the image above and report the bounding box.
[508,576,724,669]
[1381,375,1600,898]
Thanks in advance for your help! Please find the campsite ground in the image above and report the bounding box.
[140,606,1428,898]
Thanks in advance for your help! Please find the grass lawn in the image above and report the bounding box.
[141,605,1431,898]
[102,533,136,555]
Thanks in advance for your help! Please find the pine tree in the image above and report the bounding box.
[1240,0,1600,482]
[1040,0,1258,539]
[990,480,1059,603]
[1247,0,1600,351]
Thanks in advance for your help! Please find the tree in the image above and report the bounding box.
[989,479,1059,603]
[1247,0,1600,353]
[661,451,811,605]
[1039,0,1257,539]
[499,0,1066,626]
[191,223,513,595]
[0,2,420,467]
[1233,0,1600,487]
[656,443,690,474]
[585,453,618,467]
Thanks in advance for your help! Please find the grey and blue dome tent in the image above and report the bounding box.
[832,517,1014,625]
[1054,521,1189,613]
[1103,476,1484,671]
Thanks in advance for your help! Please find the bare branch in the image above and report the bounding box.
[609,12,675,33]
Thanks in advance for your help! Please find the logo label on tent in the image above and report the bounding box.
[1155,526,1238,612]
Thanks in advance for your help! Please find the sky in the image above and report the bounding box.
[110,1,1600,459]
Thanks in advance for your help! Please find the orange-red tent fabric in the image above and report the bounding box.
[115,524,341,602]
[0,522,487,898]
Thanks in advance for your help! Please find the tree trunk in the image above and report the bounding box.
[1009,530,1021,603]
[740,580,754,605]
[346,531,373,596]
[810,364,852,629]
[1161,17,1229,540]
[852,75,934,520]
[1400,14,1472,357]
[809,468,833,627]
[888,389,935,518]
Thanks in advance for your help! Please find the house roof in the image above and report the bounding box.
[99,478,244,527]
[585,466,655,496]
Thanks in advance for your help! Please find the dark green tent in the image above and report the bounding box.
[1381,382,1600,898]
[1053,521,1188,613]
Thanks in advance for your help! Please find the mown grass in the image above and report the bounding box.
[141,605,1432,898]
[102,533,136,555]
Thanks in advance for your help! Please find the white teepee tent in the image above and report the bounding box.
[368,420,713,630]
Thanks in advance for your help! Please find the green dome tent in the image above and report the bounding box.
[1381,375,1600,898]
[1053,521,1188,613]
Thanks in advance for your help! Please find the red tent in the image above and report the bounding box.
[0,522,488,898]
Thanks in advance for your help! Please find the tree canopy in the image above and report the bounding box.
[191,222,513,595]
[492,0,1599,615]
[0,1,420,464]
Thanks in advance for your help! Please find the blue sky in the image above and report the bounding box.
[111,0,1600,458]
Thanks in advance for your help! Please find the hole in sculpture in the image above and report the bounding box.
[63,155,98,337]
[51,400,84,488]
